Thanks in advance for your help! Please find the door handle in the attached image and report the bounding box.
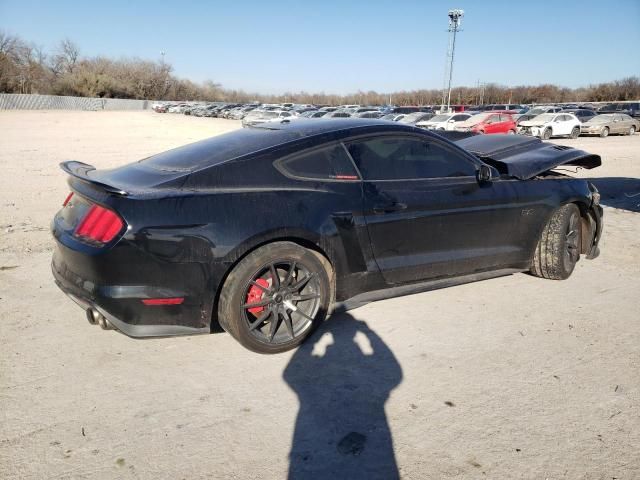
[373,202,407,214]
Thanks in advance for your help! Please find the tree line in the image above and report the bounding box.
[1,31,639,106]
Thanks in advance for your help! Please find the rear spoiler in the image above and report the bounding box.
[60,161,129,195]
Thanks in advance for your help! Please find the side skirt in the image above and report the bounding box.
[331,268,526,313]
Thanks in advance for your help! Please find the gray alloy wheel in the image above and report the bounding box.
[218,242,332,354]
[629,126,636,136]
[542,128,552,140]
[600,127,609,138]
[570,126,580,139]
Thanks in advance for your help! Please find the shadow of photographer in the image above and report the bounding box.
[283,313,403,480]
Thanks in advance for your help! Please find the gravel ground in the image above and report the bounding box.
[1,111,639,479]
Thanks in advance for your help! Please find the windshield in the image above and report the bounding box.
[428,114,451,123]
[589,115,613,123]
[530,114,555,122]
[399,112,432,123]
[462,113,491,125]
[528,108,547,115]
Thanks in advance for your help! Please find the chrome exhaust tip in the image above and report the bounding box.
[86,308,99,325]
[97,314,114,330]
[86,308,114,330]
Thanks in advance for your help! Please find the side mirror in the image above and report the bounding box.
[448,119,455,123]
[478,164,493,183]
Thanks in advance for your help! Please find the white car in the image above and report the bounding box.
[242,110,298,127]
[518,113,581,139]
[415,113,471,131]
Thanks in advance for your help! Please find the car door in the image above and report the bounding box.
[612,114,626,134]
[484,114,501,133]
[554,115,571,135]
[448,114,469,130]
[345,134,527,284]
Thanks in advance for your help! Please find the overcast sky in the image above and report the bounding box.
[1,0,639,94]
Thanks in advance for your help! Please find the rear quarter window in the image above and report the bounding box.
[276,144,359,181]
[139,128,296,172]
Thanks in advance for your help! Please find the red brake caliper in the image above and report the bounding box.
[246,278,270,315]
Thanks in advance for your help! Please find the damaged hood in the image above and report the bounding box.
[454,134,601,179]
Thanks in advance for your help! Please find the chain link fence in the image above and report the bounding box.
[0,94,152,111]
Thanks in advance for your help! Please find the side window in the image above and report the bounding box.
[281,112,291,117]
[452,115,466,121]
[277,144,359,181]
[488,115,499,123]
[346,136,476,181]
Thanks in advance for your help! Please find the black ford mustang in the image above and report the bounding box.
[52,119,603,353]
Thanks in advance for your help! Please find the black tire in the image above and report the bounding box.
[570,126,580,139]
[600,127,609,138]
[218,241,332,354]
[530,204,581,280]
[542,128,552,140]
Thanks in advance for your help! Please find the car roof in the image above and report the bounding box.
[140,119,424,172]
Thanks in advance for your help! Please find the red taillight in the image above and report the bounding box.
[74,204,124,244]
[142,298,184,306]
[62,192,74,206]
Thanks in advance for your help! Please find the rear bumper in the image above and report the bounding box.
[51,244,212,338]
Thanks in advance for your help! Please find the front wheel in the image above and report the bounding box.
[507,129,516,135]
[542,128,552,140]
[218,242,332,354]
[530,204,581,280]
[629,126,636,136]
[570,126,580,139]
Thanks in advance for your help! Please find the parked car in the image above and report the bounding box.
[398,112,435,125]
[562,108,598,123]
[518,113,582,139]
[415,113,471,130]
[380,114,405,122]
[323,111,352,118]
[52,119,603,353]
[597,102,640,119]
[454,112,517,134]
[353,111,384,119]
[580,113,639,137]
[152,103,169,113]
[388,106,431,114]
[481,104,525,112]
[516,106,563,125]
[308,111,330,118]
[242,110,297,127]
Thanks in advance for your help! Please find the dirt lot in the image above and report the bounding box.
[1,111,639,479]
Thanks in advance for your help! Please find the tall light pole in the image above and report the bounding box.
[440,9,464,113]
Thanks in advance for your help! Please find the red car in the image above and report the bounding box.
[454,111,517,134]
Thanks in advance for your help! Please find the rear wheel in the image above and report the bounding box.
[507,129,516,135]
[542,128,552,140]
[629,126,636,136]
[218,242,331,354]
[600,127,609,138]
[570,126,580,139]
[530,204,581,280]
